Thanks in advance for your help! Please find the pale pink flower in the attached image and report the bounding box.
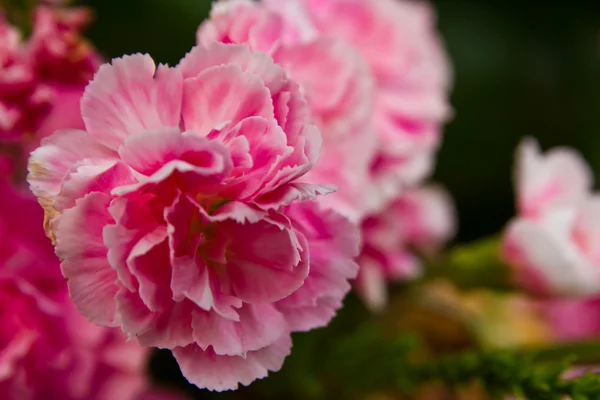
[28,42,359,391]
[502,138,600,296]
[0,179,148,400]
[198,0,377,221]
[264,0,453,209]
[355,185,455,311]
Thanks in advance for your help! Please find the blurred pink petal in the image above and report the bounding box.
[356,185,456,311]
[0,180,149,400]
[263,0,452,204]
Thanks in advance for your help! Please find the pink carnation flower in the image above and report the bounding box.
[0,180,148,400]
[198,0,376,221]
[28,42,359,391]
[355,185,455,311]
[502,138,600,296]
[263,0,452,209]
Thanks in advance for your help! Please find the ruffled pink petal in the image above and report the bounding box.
[28,129,117,201]
[127,227,171,311]
[165,193,242,321]
[178,42,288,95]
[54,160,136,213]
[191,303,286,356]
[54,192,119,326]
[172,335,292,392]
[115,289,195,348]
[81,54,183,150]
[104,195,165,293]
[119,128,232,178]
[276,202,359,330]
[224,217,310,303]
[255,182,336,210]
[181,64,274,136]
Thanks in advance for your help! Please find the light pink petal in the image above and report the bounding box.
[127,228,171,311]
[276,202,359,330]
[197,0,289,54]
[104,195,164,293]
[54,160,136,213]
[166,193,242,320]
[28,129,117,200]
[54,192,119,326]
[191,303,286,356]
[113,135,233,198]
[119,128,233,179]
[172,335,292,392]
[81,54,183,150]
[255,182,336,210]
[224,218,310,303]
[178,42,288,95]
[115,289,194,348]
[503,213,600,296]
[181,64,274,136]
[516,138,593,216]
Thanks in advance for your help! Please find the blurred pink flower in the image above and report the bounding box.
[355,185,456,311]
[30,6,102,138]
[0,179,148,400]
[263,0,453,209]
[28,42,359,391]
[0,6,101,178]
[0,16,53,145]
[198,0,377,221]
[544,297,600,342]
[502,138,600,296]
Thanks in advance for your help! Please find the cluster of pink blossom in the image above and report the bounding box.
[18,0,458,393]
[0,6,99,179]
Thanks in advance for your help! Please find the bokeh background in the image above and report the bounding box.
[73,0,600,397]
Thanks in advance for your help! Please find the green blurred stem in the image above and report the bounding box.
[423,234,514,291]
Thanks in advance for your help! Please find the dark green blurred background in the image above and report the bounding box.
[74,0,600,397]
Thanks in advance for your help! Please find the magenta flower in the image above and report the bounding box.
[29,6,102,139]
[263,0,453,209]
[0,6,101,179]
[28,42,359,391]
[0,180,148,400]
[0,15,53,145]
[502,138,600,296]
[198,0,377,221]
[544,297,600,342]
[356,185,455,311]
